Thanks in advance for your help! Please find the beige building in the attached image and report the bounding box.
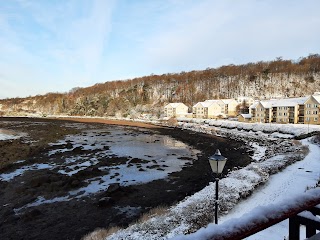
[164,103,189,118]
[304,95,320,124]
[270,97,307,124]
[206,99,239,117]
[250,97,309,124]
[250,100,273,123]
[192,101,222,119]
[238,113,252,122]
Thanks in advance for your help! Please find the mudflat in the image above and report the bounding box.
[0,117,251,240]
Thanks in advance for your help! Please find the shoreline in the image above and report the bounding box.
[51,116,163,129]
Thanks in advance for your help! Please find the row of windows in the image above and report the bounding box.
[306,104,318,108]
[306,110,318,114]
[305,117,318,121]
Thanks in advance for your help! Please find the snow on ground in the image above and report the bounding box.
[219,138,320,239]
[177,118,320,137]
[105,120,320,240]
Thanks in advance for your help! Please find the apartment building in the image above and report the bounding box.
[304,95,320,124]
[249,100,273,123]
[205,99,239,117]
[249,95,320,125]
[164,103,189,118]
[192,101,222,119]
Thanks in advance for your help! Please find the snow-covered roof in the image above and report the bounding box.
[312,95,320,104]
[270,97,308,107]
[165,103,186,108]
[193,101,219,108]
[250,97,309,109]
[240,114,252,119]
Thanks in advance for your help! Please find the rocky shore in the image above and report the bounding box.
[0,117,251,240]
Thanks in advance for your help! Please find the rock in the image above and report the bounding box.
[66,142,73,149]
[106,183,121,194]
[97,197,114,207]
[22,208,42,221]
[70,179,80,187]
[72,146,83,153]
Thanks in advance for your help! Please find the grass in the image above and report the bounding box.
[81,227,121,240]
[81,205,169,240]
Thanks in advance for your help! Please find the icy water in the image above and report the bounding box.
[1,125,201,210]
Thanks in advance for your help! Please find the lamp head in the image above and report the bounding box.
[209,149,227,174]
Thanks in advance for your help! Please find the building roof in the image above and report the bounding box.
[312,95,320,104]
[165,103,186,108]
[193,101,220,108]
[240,114,252,119]
[270,97,308,107]
[250,97,309,109]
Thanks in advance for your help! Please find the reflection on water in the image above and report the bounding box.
[163,136,187,148]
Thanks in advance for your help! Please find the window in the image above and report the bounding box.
[314,104,318,108]
[306,104,311,108]
[313,111,318,114]
[284,107,288,110]
[307,110,311,114]
[315,117,318,121]
[279,112,282,116]
[283,112,287,116]
[306,117,310,121]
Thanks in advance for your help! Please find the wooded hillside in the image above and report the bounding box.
[1,54,320,118]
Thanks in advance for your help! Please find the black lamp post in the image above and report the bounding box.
[209,149,227,224]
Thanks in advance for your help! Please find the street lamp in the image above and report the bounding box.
[209,149,227,224]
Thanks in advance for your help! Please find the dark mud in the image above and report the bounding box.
[0,117,251,240]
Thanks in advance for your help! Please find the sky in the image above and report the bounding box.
[0,0,320,99]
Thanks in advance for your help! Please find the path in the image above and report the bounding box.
[219,138,320,239]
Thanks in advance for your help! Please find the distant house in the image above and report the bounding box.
[206,99,239,117]
[238,113,252,122]
[192,101,222,119]
[164,103,189,118]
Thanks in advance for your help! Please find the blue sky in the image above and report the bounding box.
[1,0,320,99]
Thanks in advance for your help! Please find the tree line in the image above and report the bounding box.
[1,54,320,117]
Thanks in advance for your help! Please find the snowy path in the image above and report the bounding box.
[219,138,320,239]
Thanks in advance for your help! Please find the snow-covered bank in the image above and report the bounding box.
[172,188,320,240]
[103,121,319,240]
[172,138,320,240]
[177,118,320,138]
